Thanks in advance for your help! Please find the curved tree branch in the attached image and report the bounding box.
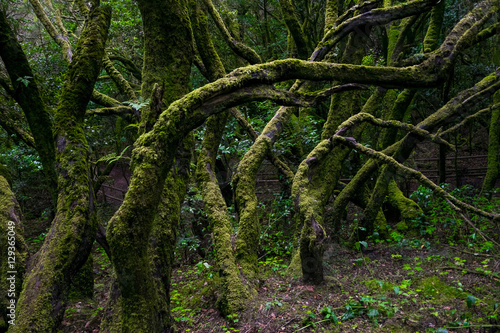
[311,0,439,62]
[440,103,500,137]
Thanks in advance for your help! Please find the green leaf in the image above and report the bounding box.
[359,241,368,248]
[466,295,476,308]
[367,309,379,318]
[394,286,400,295]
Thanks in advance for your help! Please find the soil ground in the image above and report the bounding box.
[58,240,500,333]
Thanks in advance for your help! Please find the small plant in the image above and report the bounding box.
[227,313,239,324]
[259,257,287,275]
[29,230,48,246]
[321,306,339,324]
[264,299,283,311]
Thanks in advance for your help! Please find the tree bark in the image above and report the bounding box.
[0,9,57,202]
[192,4,251,315]
[482,91,500,196]
[12,6,111,332]
[0,171,28,332]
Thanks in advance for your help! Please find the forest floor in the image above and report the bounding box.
[58,239,500,333]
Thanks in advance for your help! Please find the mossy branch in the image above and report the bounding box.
[86,106,136,118]
[422,0,445,53]
[29,0,73,62]
[102,53,138,101]
[108,53,143,81]
[335,112,455,151]
[473,22,500,45]
[91,89,123,107]
[440,103,500,137]
[325,0,378,35]
[331,135,500,224]
[202,0,262,64]
[0,106,35,148]
[311,0,439,61]
[279,0,309,59]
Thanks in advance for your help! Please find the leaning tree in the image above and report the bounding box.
[0,0,499,331]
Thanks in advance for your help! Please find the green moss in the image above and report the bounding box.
[482,91,500,194]
[414,276,463,304]
[0,176,28,332]
[12,7,110,332]
[0,164,12,186]
[423,0,446,53]
[388,179,423,223]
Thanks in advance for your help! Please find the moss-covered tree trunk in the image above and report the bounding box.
[291,24,373,283]
[0,169,28,332]
[358,89,415,239]
[482,91,500,195]
[355,0,444,237]
[192,4,250,315]
[12,6,111,332]
[0,9,57,202]
[101,0,194,331]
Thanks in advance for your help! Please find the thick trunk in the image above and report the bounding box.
[192,5,251,314]
[13,7,111,332]
[0,173,28,332]
[292,86,386,283]
[102,1,194,331]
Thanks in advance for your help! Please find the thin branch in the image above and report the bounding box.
[440,103,500,137]
[108,53,143,81]
[29,0,72,62]
[335,112,455,151]
[202,0,262,64]
[193,55,209,81]
[331,135,500,223]
[444,198,500,248]
[102,53,138,101]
